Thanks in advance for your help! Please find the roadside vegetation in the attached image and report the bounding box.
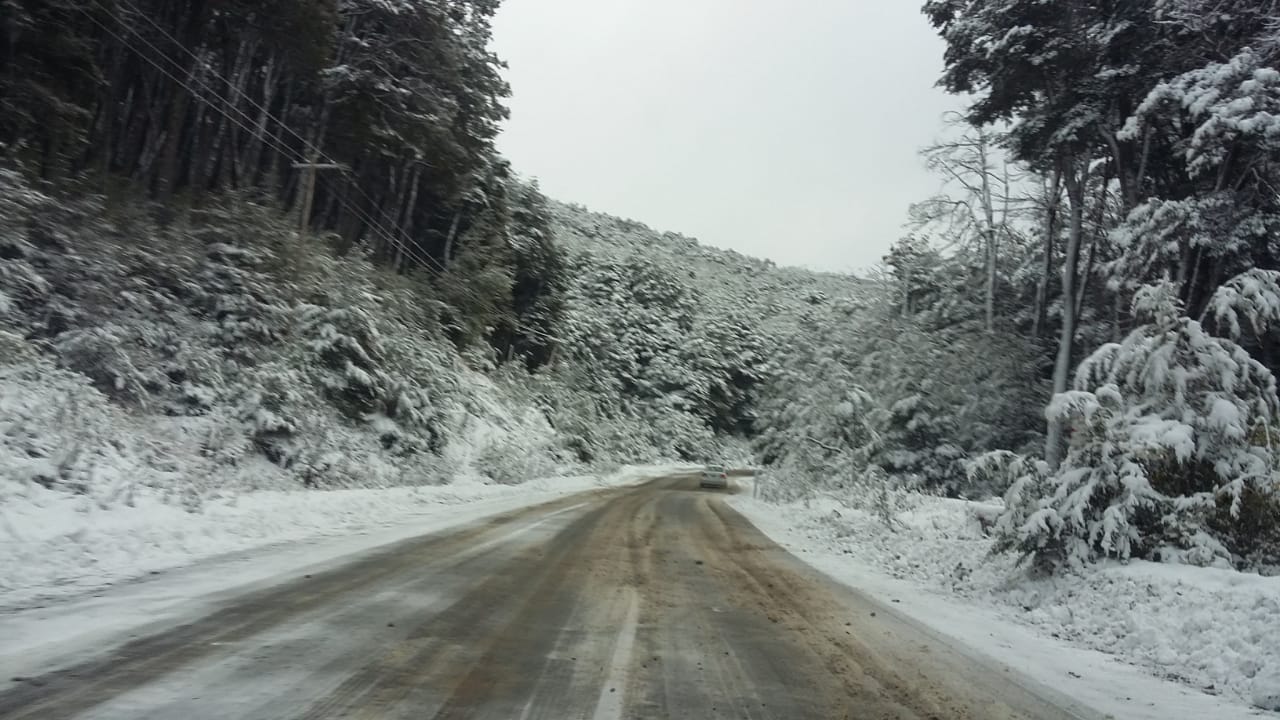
[755,0,1280,576]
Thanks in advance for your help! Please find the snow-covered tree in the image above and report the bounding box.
[995,279,1280,570]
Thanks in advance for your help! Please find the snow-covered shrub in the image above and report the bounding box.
[301,305,387,418]
[168,380,219,416]
[475,434,558,485]
[296,305,443,454]
[198,405,255,467]
[193,242,286,353]
[970,450,1054,568]
[53,325,156,405]
[878,393,968,493]
[0,259,49,315]
[0,361,158,506]
[0,330,40,365]
[755,373,883,485]
[995,281,1280,571]
[238,367,304,468]
[552,400,662,466]
[0,175,57,327]
[753,370,921,523]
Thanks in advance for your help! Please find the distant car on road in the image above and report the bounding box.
[700,465,728,489]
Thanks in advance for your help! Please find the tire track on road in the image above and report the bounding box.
[0,490,616,720]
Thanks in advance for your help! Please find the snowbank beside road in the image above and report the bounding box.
[0,464,676,611]
[0,464,687,683]
[730,492,1280,717]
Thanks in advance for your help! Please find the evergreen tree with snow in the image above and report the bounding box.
[994,277,1280,570]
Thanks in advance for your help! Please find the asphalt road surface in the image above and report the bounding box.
[0,475,1094,720]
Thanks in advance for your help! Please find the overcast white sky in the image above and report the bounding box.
[490,1,960,272]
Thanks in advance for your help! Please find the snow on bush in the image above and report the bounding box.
[473,415,561,485]
[0,169,590,493]
[990,280,1280,571]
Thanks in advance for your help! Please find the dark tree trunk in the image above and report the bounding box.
[1033,168,1062,339]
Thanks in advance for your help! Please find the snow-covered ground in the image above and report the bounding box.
[730,488,1280,718]
[0,464,678,612]
[0,464,686,682]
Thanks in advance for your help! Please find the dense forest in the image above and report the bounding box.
[3,0,1280,576]
[1,0,562,361]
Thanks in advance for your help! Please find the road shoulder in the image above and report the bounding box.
[727,493,1265,720]
[0,466,677,683]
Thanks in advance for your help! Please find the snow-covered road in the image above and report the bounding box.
[0,473,1093,719]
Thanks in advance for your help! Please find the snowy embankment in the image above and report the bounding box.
[0,339,684,611]
[730,489,1280,718]
[0,465,674,612]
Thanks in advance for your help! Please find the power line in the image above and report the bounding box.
[83,0,431,267]
[106,0,318,151]
[82,1,424,265]
[101,0,449,271]
[78,1,562,344]
[77,8,414,261]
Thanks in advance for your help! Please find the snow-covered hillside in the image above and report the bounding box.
[550,201,867,337]
[0,169,855,605]
[542,201,874,458]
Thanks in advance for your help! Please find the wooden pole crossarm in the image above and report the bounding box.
[292,162,345,170]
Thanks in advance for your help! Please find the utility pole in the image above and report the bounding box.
[293,159,344,235]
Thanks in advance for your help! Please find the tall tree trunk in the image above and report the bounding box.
[269,81,293,201]
[376,163,401,261]
[137,116,168,181]
[99,102,114,190]
[154,1,210,198]
[198,84,230,190]
[333,179,362,254]
[1033,168,1063,339]
[978,138,998,334]
[120,77,156,178]
[157,52,202,199]
[1185,246,1207,315]
[1074,234,1097,325]
[1112,291,1123,343]
[243,55,276,185]
[294,97,333,210]
[297,150,320,236]
[396,162,423,271]
[205,37,256,189]
[320,175,343,230]
[186,83,212,190]
[1046,154,1089,468]
[1073,173,1110,324]
[290,11,352,209]
[96,45,130,180]
[442,210,462,269]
